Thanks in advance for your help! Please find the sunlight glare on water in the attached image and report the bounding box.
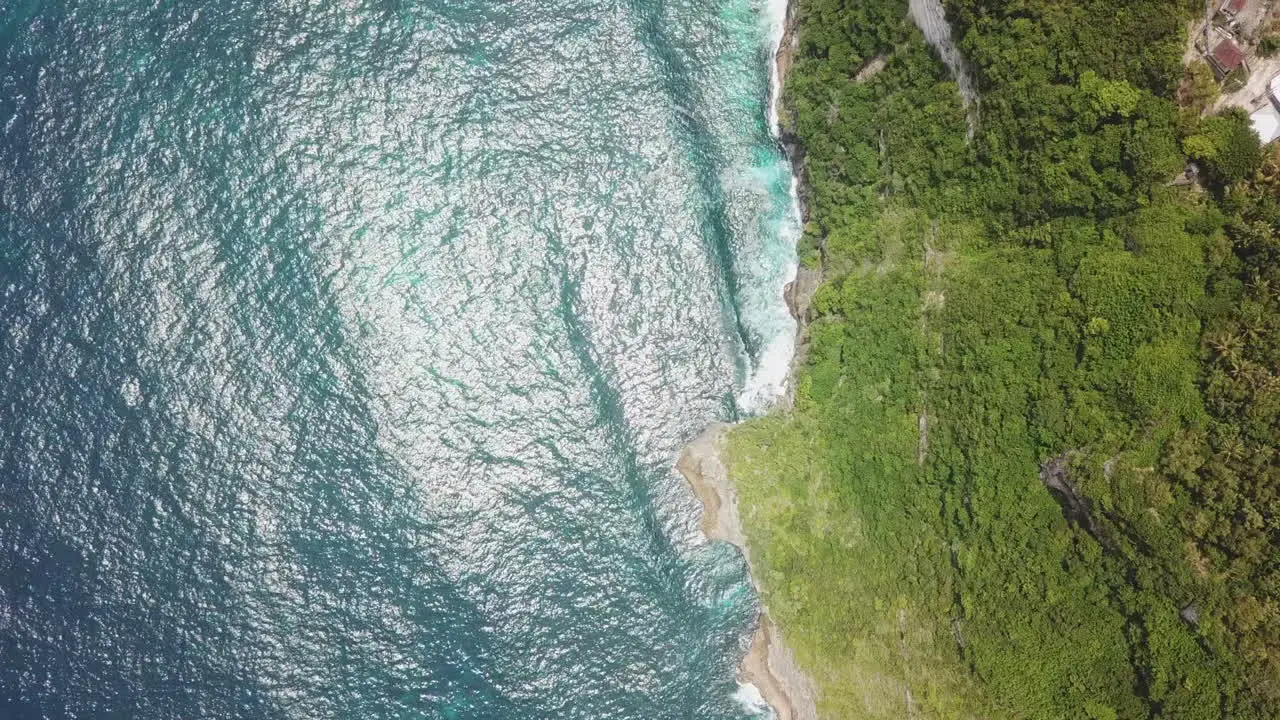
[0,0,797,717]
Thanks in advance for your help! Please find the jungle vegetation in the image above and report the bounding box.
[728,0,1280,717]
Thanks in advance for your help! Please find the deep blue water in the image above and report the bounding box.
[0,0,797,717]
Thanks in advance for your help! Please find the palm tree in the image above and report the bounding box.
[1210,330,1246,374]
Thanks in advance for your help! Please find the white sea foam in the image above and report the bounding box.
[733,681,775,718]
[737,320,796,414]
[735,0,801,416]
[763,0,790,135]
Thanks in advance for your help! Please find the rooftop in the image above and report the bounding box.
[1252,104,1280,143]
[1212,38,1248,72]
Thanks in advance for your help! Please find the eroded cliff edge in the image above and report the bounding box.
[676,426,818,720]
[674,0,822,716]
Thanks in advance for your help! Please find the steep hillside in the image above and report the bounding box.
[730,0,1280,717]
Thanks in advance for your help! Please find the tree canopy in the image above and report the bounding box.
[730,0,1280,717]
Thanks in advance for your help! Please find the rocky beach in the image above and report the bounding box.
[676,425,819,720]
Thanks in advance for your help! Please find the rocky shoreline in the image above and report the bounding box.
[675,426,818,720]
[672,0,824,717]
[774,0,822,413]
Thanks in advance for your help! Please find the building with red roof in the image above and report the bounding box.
[1209,37,1248,78]
[1220,0,1249,18]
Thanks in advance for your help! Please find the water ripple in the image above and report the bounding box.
[0,0,795,717]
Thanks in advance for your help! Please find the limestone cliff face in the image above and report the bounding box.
[908,0,979,134]
[773,0,821,413]
[773,0,809,222]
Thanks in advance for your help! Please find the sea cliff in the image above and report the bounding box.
[677,426,818,720]
[673,0,823,716]
[713,0,1280,718]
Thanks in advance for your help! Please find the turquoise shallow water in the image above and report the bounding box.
[0,0,797,717]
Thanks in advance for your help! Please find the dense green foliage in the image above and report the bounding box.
[729,0,1280,717]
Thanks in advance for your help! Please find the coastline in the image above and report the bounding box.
[678,0,1280,716]
[675,425,819,720]
[774,0,822,412]
[674,0,822,717]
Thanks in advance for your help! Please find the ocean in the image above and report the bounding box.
[0,0,798,717]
